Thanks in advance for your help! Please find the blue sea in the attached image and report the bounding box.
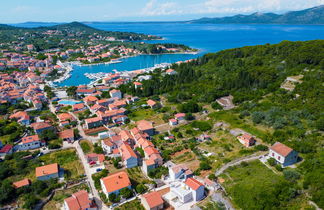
[15,22,324,86]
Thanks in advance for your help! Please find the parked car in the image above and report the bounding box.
[96,168,103,172]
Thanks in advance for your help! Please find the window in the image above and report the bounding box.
[278,156,280,160]
[272,153,274,157]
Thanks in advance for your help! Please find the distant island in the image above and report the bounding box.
[188,5,324,25]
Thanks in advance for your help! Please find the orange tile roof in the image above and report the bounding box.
[270,142,293,157]
[31,122,52,130]
[120,144,137,160]
[35,163,59,177]
[142,191,164,208]
[85,116,102,124]
[22,135,40,144]
[13,178,31,188]
[137,120,153,131]
[58,113,74,122]
[185,178,204,190]
[147,99,157,107]
[101,171,131,193]
[59,129,74,139]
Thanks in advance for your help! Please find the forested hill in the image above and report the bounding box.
[121,40,324,207]
[189,5,324,24]
[0,21,161,41]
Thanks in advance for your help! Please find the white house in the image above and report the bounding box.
[269,142,298,167]
[184,178,205,201]
[18,135,45,151]
[169,164,193,181]
[100,171,131,197]
[109,89,122,99]
[170,182,193,203]
[101,139,117,154]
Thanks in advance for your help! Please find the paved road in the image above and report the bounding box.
[215,152,266,176]
[48,100,107,209]
[73,141,109,210]
[211,192,235,210]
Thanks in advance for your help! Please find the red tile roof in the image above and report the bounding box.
[270,142,293,157]
[13,178,31,188]
[35,163,59,177]
[185,178,204,190]
[0,144,13,153]
[142,191,164,208]
[101,171,131,193]
[137,120,153,131]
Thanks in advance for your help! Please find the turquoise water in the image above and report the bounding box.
[16,22,324,86]
[58,100,82,105]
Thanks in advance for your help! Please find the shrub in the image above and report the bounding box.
[275,164,283,171]
[200,161,212,170]
[255,144,268,151]
[267,158,276,166]
[211,102,223,110]
[191,121,212,131]
[283,170,301,182]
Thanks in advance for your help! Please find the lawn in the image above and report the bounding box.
[80,139,93,154]
[39,149,85,180]
[43,183,89,210]
[220,160,311,210]
[115,198,145,210]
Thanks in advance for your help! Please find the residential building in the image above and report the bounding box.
[109,89,122,99]
[169,164,193,181]
[18,135,45,150]
[102,138,117,154]
[120,143,138,168]
[137,120,154,136]
[30,122,53,134]
[36,163,60,181]
[100,171,131,196]
[237,133,256,147]
[147,99,157,108]
[141,191,164,210]
[0,144,13,158]
[64,190,97,210]
[169,119,177,126]
[175,113,185,121]
[85,117,102,129]
[59,129,75,143]
[184,178,205,201]
[9,111,30,125]
[269,142,298,167]
[13,178,31,189]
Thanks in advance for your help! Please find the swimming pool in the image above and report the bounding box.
[58,100,82,105]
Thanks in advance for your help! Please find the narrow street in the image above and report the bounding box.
[48,102,108,209]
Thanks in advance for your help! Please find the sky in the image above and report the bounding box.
[1,0,323,23]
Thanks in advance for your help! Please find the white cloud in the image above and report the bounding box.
[141,0,182,16]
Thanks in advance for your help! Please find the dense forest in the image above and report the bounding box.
[120,40,324,208]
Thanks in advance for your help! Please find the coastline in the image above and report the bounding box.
[50,50,199,87]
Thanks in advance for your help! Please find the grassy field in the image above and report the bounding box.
[172,149,197,164]
[128,108,165,125]
[220,160,312,210]
[80,139,93,154]
[39,149,85,180]
[115,198,145,210]
[126,167,152,185]
[198,130,256,169]
[209,110,272,140]
[43,183,89,210]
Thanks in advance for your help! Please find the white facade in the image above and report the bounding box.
[18,140,44,151]
[170,183,193,203]
[269,149,298,167]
